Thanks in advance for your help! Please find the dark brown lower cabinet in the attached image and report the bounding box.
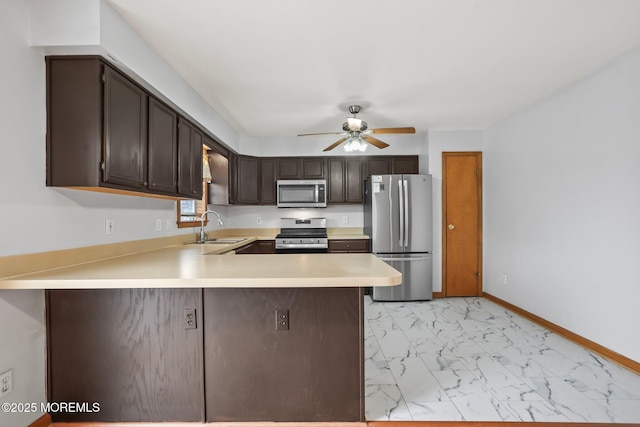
[234,240,276,254]
[328,239,370,253]
[46,289,204,422]
[203,287,364,422]
[47,286,364,423]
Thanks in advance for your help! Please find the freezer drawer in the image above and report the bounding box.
[372,253,432,301]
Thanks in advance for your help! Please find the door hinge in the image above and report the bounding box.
[100,161,105,171]
[476,168,480,175]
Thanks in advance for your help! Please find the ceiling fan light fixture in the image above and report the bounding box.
[346,117,367,131]
[343,137,367,152]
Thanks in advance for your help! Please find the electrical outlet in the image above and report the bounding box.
[183,308,197,330]
[256,216,262,225]
[155,218,162,231]
[501,274,508,285]
[105,218,114,235]
[275,309,289,331]
[0,369,13,398]
[342,216,349,224]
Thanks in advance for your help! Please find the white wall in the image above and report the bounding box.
[240,132,428,158]
[1,2,48,425]
[29,0,239,150]
[484,47,640,362]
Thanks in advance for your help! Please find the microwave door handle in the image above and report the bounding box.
[398,179,404,247]
[315,185,319,203]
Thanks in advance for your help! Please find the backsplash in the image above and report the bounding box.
[209,204,364,229]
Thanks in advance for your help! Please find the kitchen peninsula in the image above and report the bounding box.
[0,241,401,423]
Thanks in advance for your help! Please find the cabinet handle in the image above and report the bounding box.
[448,224,455,230]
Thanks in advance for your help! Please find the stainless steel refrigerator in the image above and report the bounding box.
[364,174,433,301]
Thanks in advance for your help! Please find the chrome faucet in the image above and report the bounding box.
[200,209,224,242]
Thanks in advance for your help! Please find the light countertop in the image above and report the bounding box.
[0,238,399,290]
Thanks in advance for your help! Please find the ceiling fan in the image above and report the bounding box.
[298,105,416,152]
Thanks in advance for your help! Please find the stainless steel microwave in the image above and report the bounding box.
[277,180,327,208]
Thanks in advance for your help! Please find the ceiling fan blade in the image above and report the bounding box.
[323,137,348,152]
[370,127,416,134]
[362,135,390,149]
[298,132,344,136]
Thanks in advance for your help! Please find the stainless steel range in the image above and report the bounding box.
[275,217,328,253]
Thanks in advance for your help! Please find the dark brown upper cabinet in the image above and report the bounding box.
[47,57,148,192]
[364,155,419,177]
[277,158,301,179]
[148,97,178,195]
[302,157,325,179]
[365,157,391,177]
[259,158,278,204]
[277,157,325,179]
[327,158,363,204]
[229,154,259,204]
[102,67,148,189]
[177,118,204,198]
[47,56,210,200]
[391,156,419,174]
[228,155,418,206]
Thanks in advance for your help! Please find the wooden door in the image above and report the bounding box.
[442,152,482,297]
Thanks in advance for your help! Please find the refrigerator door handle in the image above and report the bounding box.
[398,179,404,247]
[403,179,409,247]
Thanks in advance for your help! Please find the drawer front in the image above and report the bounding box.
[328,239,370,253]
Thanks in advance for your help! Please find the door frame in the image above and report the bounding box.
[441,151,483,297]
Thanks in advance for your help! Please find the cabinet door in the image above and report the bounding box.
[103,66,147,189]
[260,158,277,204]
[302,157,325,179]
[278,158,301,179]
[47,289,204,422]
[148,97,177,195]
[327,158,345,203]
[328,239,370,253]
[392,156,419,174]
[345,158,363,203]
[178,118,203,198]
[235,240,276,254]
[365,157,391,177]
[204,288,364,422]
[235,155,259,204]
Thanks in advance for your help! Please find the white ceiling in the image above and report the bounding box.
[107,0,640,138]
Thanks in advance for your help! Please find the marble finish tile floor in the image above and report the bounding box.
[364,296,640,422]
